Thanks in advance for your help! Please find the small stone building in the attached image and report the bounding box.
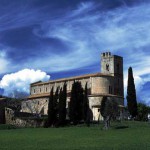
[21,52,124,121]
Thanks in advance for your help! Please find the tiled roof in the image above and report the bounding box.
[31,72,113,86]
[28,93,50,99]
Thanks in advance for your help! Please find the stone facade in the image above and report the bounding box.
[21,98,48,114]
[5,107,45,127]
[21,52,124,121]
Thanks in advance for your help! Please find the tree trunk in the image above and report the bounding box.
[104,116,110,130]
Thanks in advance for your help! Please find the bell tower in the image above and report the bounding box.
[101,52,124,97]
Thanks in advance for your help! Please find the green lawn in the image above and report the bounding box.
[0,121,150,150]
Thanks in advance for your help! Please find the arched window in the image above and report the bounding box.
[117,63,120,73]
[109,86,111,94]
[109,86,113,94]
[106,64,109,71]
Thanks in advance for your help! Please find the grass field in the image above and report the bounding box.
[0,121,150,150]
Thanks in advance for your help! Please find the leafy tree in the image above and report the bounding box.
[58,83,67,126]
[127,67,138,118]
[100,96,119,130]
[83,83,90,126]
[47,87,54,127]
[137,103,149,121]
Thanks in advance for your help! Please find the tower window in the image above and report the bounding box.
[118,79,119,85]
[109,86,112,94]
[106,64,109,71]
[117,63,120,73]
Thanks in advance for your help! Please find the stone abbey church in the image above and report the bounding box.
[21,52,124,121]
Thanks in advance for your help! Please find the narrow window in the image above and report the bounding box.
[118,79,119,85]
[109,86,111,94]
[117,63,120,73]
[34,89,35,93]
[109,86,112,94]
[111,87,113,94]
[46,87,47,92]
[106,64,109,71]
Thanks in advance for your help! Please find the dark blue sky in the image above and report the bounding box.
[0,0,150,105]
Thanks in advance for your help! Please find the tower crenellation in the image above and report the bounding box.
[101,52,124,97]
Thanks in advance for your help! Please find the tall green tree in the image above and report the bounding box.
[53,87,59,126]
[69,81,84,125]
[83,83,90,126]
[69,81,77,124]
[77,82,84,121]
[127,67,138,118]
[58,83,67,126]
[48,87,54,127]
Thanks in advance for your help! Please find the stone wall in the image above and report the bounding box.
[21,98,49,114]
[91,76,114,95]
[5,108,45,127]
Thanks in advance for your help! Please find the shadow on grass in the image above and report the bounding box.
[0,124,18,130]
[115,125,129,129]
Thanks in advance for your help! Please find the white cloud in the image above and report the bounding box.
[70,2,96,17]
[0,69,50,98]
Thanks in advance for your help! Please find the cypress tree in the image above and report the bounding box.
[53,87,59,126]
[58,83,67,126]
[69,81,84,125]
[83,83,90,126]
[69,81,77,124]
[47,87,54,127]
[127,67,138,118]
[77,82,84,122]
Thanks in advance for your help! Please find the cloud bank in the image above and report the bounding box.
[0,0,150,104]
[0,69,50,98]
